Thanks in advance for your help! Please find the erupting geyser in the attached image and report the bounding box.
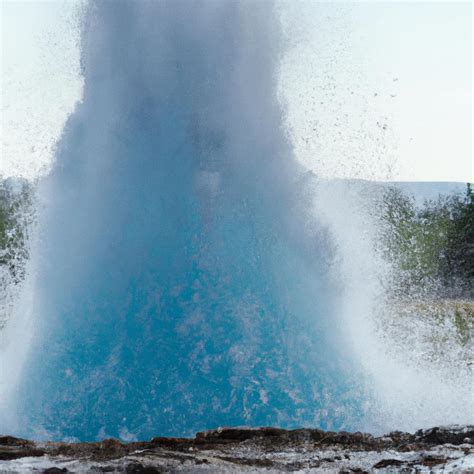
[2,1,367,440]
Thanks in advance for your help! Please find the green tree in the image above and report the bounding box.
[441,184,474,298]
[379,184,473,299]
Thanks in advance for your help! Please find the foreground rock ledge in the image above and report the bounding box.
[0,425,473,473]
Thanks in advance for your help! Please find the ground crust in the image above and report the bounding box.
[1,425,473,472]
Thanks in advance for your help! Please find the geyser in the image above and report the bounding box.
[4,1,370,440]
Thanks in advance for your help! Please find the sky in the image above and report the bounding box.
[279,1,473,182]
[1,0,472,182]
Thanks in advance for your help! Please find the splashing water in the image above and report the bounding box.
[1,0,472,441]
[1,1,369,440]
[313,180,473,434]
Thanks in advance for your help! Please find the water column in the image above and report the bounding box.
[10,0,365,440]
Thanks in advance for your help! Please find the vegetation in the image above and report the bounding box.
[379,183,473,300]
[0,179,34,285]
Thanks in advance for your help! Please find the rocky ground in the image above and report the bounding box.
[0,425,473,473]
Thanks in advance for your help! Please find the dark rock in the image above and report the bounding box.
[373,458,405,468]
[0,436,45,461]
[0,436,33,447]
[415,426,474,445]
[125,463,164,473]
[0,425,471,472]
[195,426,286,443]
[420,455,449,467]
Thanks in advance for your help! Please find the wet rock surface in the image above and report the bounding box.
[0,425,473,472]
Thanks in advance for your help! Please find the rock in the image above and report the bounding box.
[414,426,474,445]
[0,436,45,461]
[373,458,405,468]
[0,425,472,472]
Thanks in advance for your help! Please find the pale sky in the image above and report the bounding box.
[279,1,473,182]
[1,0,473,182]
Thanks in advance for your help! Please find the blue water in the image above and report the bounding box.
[13,1,366,441]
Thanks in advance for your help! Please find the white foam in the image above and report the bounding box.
[1,0,84,181]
